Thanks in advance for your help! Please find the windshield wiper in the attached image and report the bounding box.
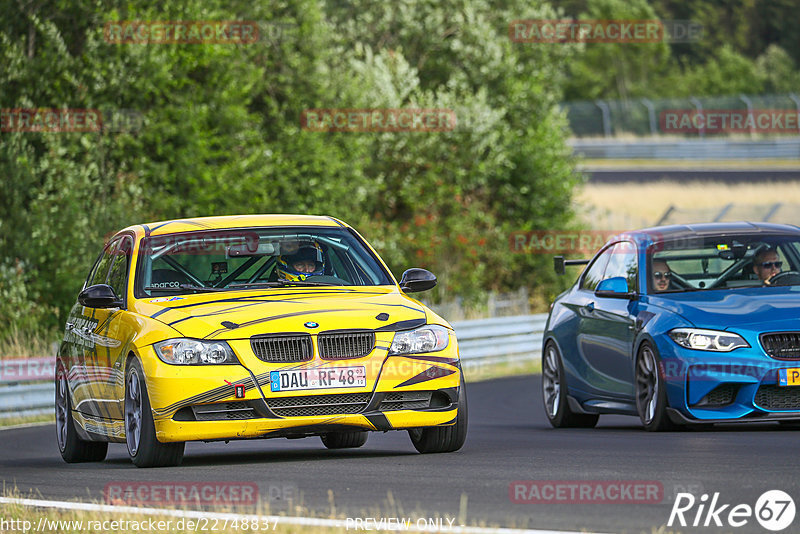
[227,279,341,288]
[144,284,227,293]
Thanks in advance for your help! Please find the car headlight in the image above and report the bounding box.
[154,339,238,365]
[668,328,750,352]
[389,325,450,355]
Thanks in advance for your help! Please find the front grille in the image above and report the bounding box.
[192,402,257,421]
[380,391,433,411]
[251,334,313,363]
[692,384,736,407]
[267,393,371,417]
[755,385,800,410]
[761,333,800,360]
[318,331,375,360]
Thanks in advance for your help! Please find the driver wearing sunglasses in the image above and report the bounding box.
[652,259,672,292]
[753,248,783,285]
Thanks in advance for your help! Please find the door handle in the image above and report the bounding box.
[585,302,595,312]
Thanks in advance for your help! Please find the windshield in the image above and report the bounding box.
[135,226,393,297]
[649,234,800,293]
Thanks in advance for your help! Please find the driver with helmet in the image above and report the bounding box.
[276,241,325,281]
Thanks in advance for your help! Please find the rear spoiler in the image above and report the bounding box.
[554,256,590,275]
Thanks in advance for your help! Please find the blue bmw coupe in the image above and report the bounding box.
[543,222,800,431]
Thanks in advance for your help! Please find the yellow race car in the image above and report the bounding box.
[56,215,466,467]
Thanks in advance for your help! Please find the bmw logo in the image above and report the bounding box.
[304,321,319,329]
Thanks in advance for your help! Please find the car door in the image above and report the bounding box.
[92,234,136,421]
[66,238,118,419]
[577,241,639,399]
[556,244,613,392]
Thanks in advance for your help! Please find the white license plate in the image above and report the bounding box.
[269,367,367,392]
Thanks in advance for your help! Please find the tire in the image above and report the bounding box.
[125,359,185,467]
[635,343,675,431]
[320,431,368,449]
[55,362,108,463]
[408,378,468,453]
[541,342,599,428]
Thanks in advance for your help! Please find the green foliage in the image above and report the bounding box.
[561,0,800,100]
[0,0,582,341]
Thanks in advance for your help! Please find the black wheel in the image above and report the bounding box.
[541,342,599,428]
[408,378,468,453]
[55,362,108,463]
[125,359,185,467]
[320,431,368,449]
[635,343,675,431]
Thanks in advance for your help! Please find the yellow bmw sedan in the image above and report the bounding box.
[55,215,466,467]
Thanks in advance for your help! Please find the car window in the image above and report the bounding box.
[107,236,133,300]
[87,239,118,287]
[136,226,394,297]
[652,234,800,291]
[579,245,614,291]
[603,241,638,291]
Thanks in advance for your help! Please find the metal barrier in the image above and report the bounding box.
[570,138,800,160]
[0,315,549,420]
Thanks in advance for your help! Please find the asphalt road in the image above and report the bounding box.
[3,375,800,533]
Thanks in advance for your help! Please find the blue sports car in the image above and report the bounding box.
[542,222,800,430]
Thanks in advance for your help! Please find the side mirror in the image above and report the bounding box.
[554,255,590,275]
[78,284,123,308]
[595,277,636,299]
[399,268,437,293]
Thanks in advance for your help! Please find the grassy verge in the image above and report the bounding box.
[0,413,55,430]
[576,179,800,230]
[0,329,59,360]
[463,358,539,384]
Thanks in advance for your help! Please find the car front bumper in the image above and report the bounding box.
[653,335,800,422]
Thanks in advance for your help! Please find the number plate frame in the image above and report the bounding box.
[269,366,367,392]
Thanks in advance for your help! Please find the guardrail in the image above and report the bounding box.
[570,138,800,160]
[0,315,549,420]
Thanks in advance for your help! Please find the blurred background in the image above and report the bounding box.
[1,0,799,352]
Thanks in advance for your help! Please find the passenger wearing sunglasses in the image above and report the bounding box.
[753,248,783,285]
[652,260,672,292]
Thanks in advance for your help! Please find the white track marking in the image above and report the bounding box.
[0,496,604,534]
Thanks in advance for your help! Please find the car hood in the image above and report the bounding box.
[647,286,800,330]
[134,286,433,339]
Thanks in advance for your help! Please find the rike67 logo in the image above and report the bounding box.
[668,490,795,531]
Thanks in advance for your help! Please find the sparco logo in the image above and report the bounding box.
[668,490,795,531]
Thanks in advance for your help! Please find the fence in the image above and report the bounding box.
[0,315,548,420]
[563,93,800,138]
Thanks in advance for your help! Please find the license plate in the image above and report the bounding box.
[778,368,800,386]
[270,366,366,392]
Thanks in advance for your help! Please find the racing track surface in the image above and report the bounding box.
[3,375,800,533]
